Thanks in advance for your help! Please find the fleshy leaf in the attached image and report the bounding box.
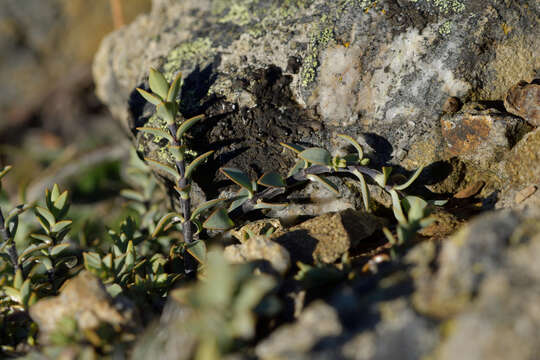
[120,189,145,202]
[176,114,205,140]
[393,166,424,191]
[156,101,177,125]
[374,166,393,187]
[402,196,428,223]
[191,198,226,220]
[337,134,364,159]
[83,252,102,270]
[167,72,183,102]
[299,147,332,166]
[288,158,306,177]
[149,68,169,99]
[0,165,12,180]
[257,172,286,188]
[389,189,407,225]
[50,243,70,256]
[252,201,288,210]
[203,207,235,230]
[280,143,305,154]
[152,212,183,238]
[185,151,214,179]
[35,206,55,228]
[228,190,250,212]
[136,88,162,105]
[145,158,180,180]
[51,220,72,234]
[30,233,53,244]
[306,174,339,195]
[137,127,174,143]
[186,240,207,264]
[168,145,185,162]
[220,168,253,194]
[352,169,370,212]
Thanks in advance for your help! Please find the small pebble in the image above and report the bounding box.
[515,185,537,204]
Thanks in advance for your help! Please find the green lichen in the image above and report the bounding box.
[218,3,252,26]
[301,25,335,87]
[438,21,452,35]
[163,38,214,80]
[410,0,465,14]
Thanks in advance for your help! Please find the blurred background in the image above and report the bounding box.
[0,0,152,244]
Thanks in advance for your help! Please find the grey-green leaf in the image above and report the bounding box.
[149,68,169,99]
[156,101,177,125]
[252,201,288,210]
[136,88,162,105]
[288,158,306,177]
[176,114,205,140]
[35,206,55,228]
[51,220,72,233]
[145,158,180,180]
[50,243,70,256]
[83,252,102,270]
[191,198,226,220]
[185,151,214,179]
[299,147,332,166]
[137,127,174,143]
[0,165,12,180]
[306,174,339,195]
[186,240,207,264]
[257,172,286,188]
[337,134,364,159]
[30,233,53,244]
[220,168,253,194]
[374,166,393,187]
[203,207,235,230]
[167,71,183,102]
[393,166,424,191]
[152,212,183,238]
[280,142,305,154]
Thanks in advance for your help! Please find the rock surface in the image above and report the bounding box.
[29,271,136,343]
[93,0,539,203]
[224,235,291,275]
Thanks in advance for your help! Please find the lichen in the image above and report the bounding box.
[218,3,252,26]
[162,38,214,80]
[301,25,335,87]
[410,0,465,14]
[438,21,452,35]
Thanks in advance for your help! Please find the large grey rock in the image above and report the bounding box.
[93,0,539,200]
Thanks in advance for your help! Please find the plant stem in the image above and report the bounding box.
[168,124,196,274]
[0,207,21,274]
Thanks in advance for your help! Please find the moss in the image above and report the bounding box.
[163,38,214,80]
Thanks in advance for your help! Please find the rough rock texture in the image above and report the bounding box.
[273,210,385,265]
[93,0,539,203]
[224,235,291,275]
[29,271,137,343]
[504,80,540,126]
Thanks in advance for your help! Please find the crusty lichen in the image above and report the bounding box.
[410,0,465,14]
[301,25,335,87]
[163,38,214,80]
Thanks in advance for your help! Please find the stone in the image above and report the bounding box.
[442,97,462,114]
[272,209,385,265]
[29,271,137,343]
[440,102,528,167]
[224,235,291,275]
[93,0,539,204]
[504,80,540,126]
[255,301,342,359]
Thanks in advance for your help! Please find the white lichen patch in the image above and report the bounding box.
[355,24,470,123]
[311,45,362,125]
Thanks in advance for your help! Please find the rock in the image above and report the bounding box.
[230,219,283,243]
[442,97,462,114]
[440,102,528,167]
[504,80,540,126]
[93,0,539,202]
[272,209,385,265]
[224,235,291,275]
[29,271,136,343]
[255,301,342,359]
